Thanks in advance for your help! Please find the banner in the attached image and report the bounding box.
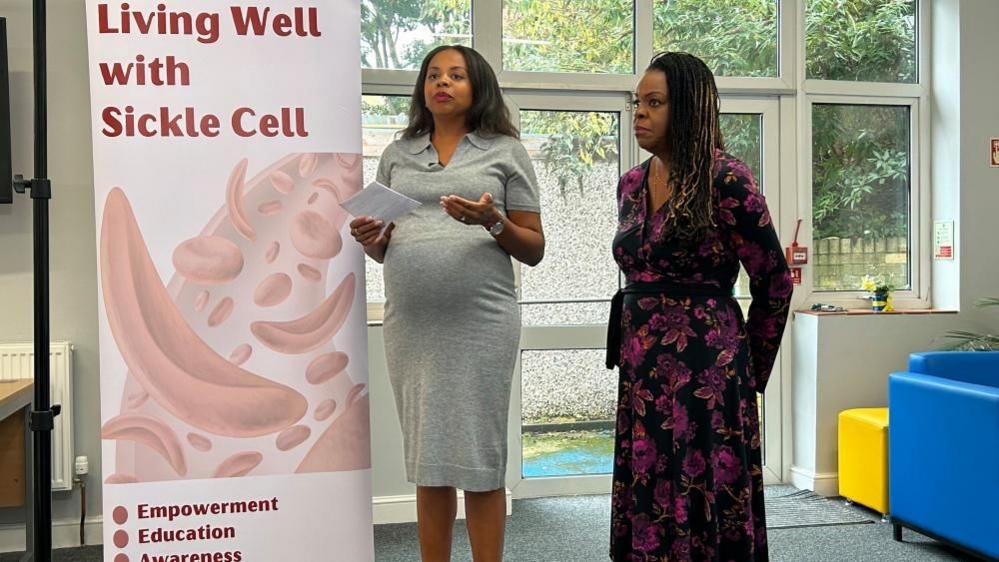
[85,2,372,560]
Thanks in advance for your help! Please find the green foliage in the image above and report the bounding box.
[361,96,410,117]
[806,0,916,242]
[653,0,778,77]
[503,0,633,74]
[360,0,422,69]
[521,112,619,197]
[360,0,470,69]
[522,430,614,461]
[805,0,916,82]
[361,0,917,223]
[812,105,910,240]
[945,298,999,351]
[720,114,762,181]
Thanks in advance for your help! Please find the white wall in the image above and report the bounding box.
[367,326,414,498]
[0,0,102,541]
[955,0,999,317]
[790,313,962,495]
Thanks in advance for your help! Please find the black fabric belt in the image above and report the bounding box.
[605,281,734,369]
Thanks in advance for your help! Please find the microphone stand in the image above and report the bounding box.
[11,1,58,560]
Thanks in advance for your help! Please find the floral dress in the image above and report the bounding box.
[609,152,793,561]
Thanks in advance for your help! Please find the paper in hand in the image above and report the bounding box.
[339,181,421,225]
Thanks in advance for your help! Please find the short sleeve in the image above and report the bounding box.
[503,141,541,213]
[375,142,396,187]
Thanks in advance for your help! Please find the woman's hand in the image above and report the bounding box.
[441,192,545,266]
[440,192,502,227]
[348,216,394,263]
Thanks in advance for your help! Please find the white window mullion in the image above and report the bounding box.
[362,68,419,89]
[715,76,795,95]
[634,0,654,74]
[914,97,931,303]
[498,72,639,92]
[472,0,504,71]
[804,80,923,98]
[777,0,798,88]
[917,0,931,88]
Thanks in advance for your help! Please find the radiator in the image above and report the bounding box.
[0,341,74,492]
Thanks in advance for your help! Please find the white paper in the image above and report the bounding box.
[339,181,421,224]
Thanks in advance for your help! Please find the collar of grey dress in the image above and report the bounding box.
[403,131,495,154]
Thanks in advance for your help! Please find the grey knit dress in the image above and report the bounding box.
[376,131,540,491]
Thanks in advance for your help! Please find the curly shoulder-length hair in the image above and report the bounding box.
[401,45,518,140]
[648,52,724,239]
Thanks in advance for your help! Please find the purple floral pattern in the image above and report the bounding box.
[610,153,792,561]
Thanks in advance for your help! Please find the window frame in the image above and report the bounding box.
[358,0,931,489]
[358,0,933,335]
[359,86,413,323]
[802,96,928,308]
[503,94,627,492]
[505,91,631,319]
[795,0,931,309]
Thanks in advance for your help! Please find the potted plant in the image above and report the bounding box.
[861,275,895,312]
[945,298,999,350]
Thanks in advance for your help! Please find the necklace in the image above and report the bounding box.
[648,157,672,212]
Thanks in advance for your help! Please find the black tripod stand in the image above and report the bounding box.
[3,1,58,560]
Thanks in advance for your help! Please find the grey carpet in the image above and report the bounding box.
[0,490,977,561]
[764,487,874,529]
[0,546,102,561]
[374,492,975,562]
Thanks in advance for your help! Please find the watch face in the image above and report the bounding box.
[490,220,504,236]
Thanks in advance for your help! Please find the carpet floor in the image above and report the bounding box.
[0,489,979,561]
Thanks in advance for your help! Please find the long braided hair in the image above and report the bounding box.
[648,52,724,239]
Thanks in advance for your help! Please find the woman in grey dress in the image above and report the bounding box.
[349,45,545,562]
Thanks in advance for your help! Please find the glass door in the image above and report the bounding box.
[506,92,629,498]
[718,98,783,485]
[507,94,784,499]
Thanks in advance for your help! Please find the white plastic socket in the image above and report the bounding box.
[74,455,89,476]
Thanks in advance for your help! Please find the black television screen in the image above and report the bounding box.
[1,17,12,204]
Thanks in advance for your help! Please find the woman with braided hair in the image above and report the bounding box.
[606,52,792,561]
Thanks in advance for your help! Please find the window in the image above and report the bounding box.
[653,0,779,78]
[720,112,763,299]
[806,0,917,83]
[805,0,924,301]
[720,114,763,190]
[521,349,614,478]
[361,0,472,70]
[361,94,410,304]
[811,104,911,292]
[502,0,634,74]
[359,0,931,493]
[518,110,621,325]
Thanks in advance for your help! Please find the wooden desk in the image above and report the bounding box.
[0,379,33,507]
[0,379,35,561]
[0,380,33,419]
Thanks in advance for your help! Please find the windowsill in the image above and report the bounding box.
[795,308,957,317]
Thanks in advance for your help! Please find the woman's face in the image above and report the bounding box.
[423,49,474,122]
[633,70,671,154]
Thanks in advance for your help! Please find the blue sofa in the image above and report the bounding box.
[888,351,999,560]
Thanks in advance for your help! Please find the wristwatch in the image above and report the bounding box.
[486,216,505,236]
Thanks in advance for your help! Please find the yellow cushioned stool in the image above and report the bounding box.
[838,407,889,515]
